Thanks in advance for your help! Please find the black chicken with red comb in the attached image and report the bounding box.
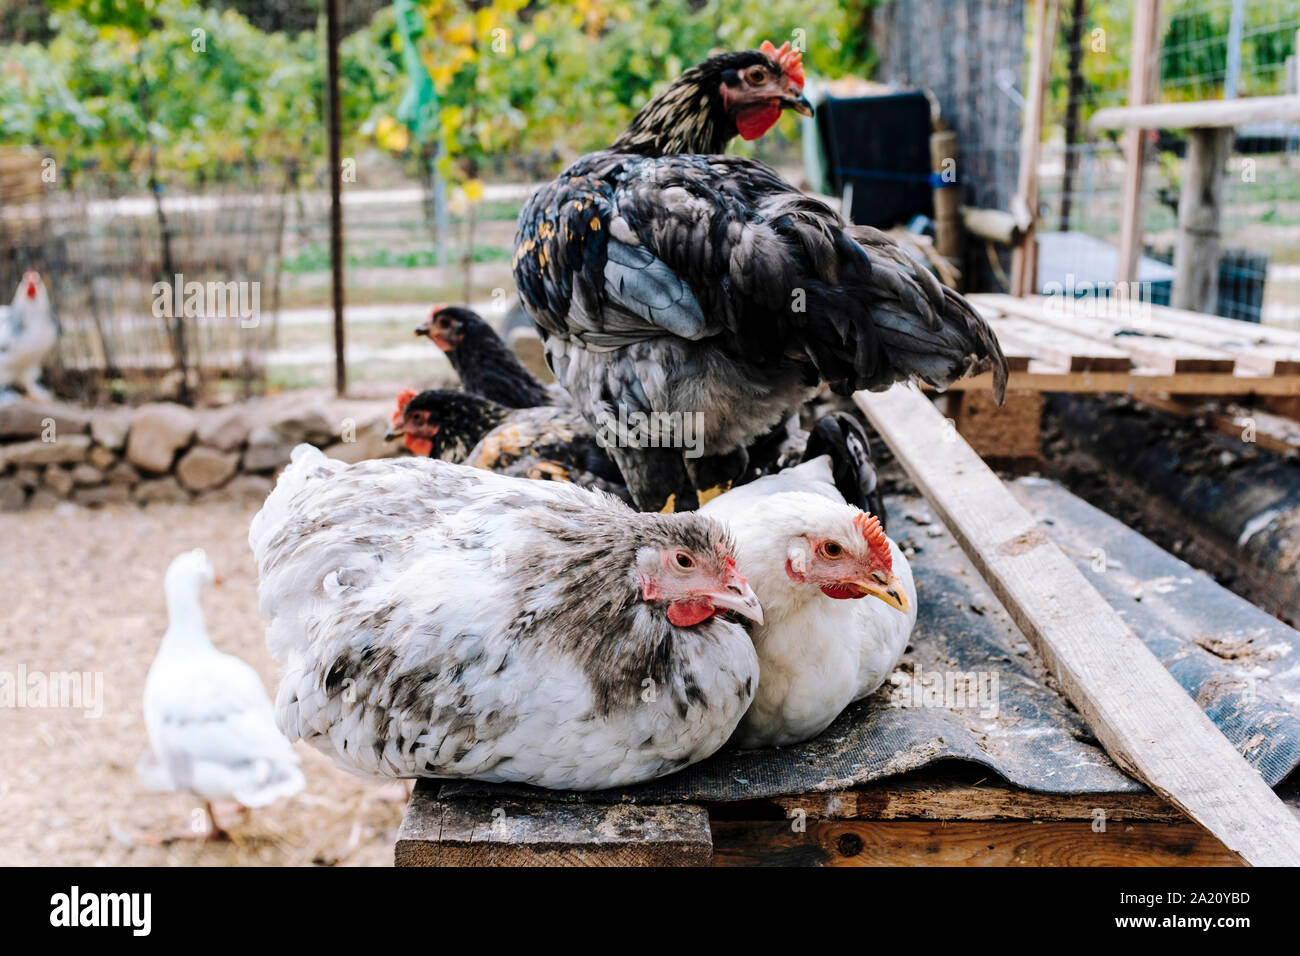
[514,44,1007,512]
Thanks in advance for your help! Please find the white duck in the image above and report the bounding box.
[140,549,305,838]
[702,456,917,749]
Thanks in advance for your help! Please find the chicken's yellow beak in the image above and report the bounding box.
[856,573,908,614]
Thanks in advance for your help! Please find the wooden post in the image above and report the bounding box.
[930,129,961,261]
[1010,0,1061,297]
[1116,0,1161,284]
[1059,0,1086,232]
[1172,127,1232,313]
[855,385,1300,867]
[325,0,346,397]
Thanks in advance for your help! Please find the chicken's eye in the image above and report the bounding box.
[747,67,768,85]
[674,552,695,569]
[819,541,844,559]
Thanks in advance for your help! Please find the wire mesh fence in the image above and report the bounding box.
[0,150,307,404]
[1036,0,1299,325]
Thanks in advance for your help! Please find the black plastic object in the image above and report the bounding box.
[816,90,936,228]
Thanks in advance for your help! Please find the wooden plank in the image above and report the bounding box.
[1117,0,1162,283]
[988,296,1300,375]
[1010,0,1061,297]
[985,314,1134,372]
[941,369,1300,395]
[1118,312,1300,376]
[996,346,1034,373]
[1149,301,1300,351]
[1173,127,1233,313]
[978,294,1237,374]
[395,792,713,867]
[1134,394,1300,457]
[769,781,1185,823]
[1091,94,1300,131]
[854,384,1300,866]
[711,819,1240,866]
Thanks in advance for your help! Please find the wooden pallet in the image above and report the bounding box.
[963,294,1300,393]
[950,294,1300,459]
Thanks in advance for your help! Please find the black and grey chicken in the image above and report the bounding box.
[514,43,1007,512]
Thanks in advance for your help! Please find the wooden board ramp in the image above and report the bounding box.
[855,384,1300,867]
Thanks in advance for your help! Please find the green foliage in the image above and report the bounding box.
[371,0,873,189]
[1,0,877,194]
[0,0,332,191]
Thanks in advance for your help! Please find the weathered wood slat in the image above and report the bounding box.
[1149,301,1300,351]
[1133,394,1300,457]
[978,294,1237,374]
[855,384,1300,866]
[395,791,713,867]
[710,819,1240,866]
[1009,0,1060,297]
[770,780,1184,822]
[1091,94,1300,131]
[937,369,1300,394]
[982,294,1300,376]
[981,312,1134,372]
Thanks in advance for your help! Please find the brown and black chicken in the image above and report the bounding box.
[514,42,1007,512]
[386,387,633,502]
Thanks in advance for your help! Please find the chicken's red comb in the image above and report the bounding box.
[854,512,891,571]
[394,387,418,415]
[760,40,805,90]
[429,302,447,318]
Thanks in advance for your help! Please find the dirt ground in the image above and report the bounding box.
[0,500,406,867]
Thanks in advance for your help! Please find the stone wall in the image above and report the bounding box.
[0,390,397,511]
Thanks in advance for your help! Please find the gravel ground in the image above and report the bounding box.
[0,499,405,866]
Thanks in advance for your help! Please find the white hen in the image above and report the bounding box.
[0,271,57,400]
[248,445,763,791]
[140,549,305,838]
[702,456,917,748]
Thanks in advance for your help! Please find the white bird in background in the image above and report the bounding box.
[0,271,57,401]
[140,549,305,839]
[702,456,917,749]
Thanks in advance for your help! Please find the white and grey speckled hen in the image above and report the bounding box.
[702,456,916,749]
[140,549,305,838]
[248,445,763,791]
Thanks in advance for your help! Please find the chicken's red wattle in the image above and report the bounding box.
[735,101,782,140]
